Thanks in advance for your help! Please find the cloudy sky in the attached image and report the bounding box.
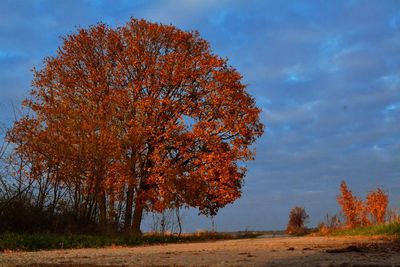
[1,0,399,232]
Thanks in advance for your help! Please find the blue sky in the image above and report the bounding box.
[1,0,399,232]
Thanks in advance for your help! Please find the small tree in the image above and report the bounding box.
[337,181,366,228]
[337,181,389,228]
[365,188,388,224]
[149,207,186,235]
[150,210,175,234]
[286,206,309,234]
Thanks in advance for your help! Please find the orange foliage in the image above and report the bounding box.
[337,181,365,228]
[337,181,388,228]
[365,188,388,224]
[6,18,264,233]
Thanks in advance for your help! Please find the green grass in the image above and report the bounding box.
[0,231,261,252]
[331,221,400,236]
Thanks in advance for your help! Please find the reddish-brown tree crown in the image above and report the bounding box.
[6,18,264,226]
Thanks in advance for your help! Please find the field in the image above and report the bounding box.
[0,235,399,266]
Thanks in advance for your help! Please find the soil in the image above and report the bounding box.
[0,235,399,266]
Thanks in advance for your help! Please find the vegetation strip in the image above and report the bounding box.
[331,221,400,237]
[0,232,261,252]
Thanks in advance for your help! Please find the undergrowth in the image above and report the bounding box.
[331,221,400,237]
[0,231,261,252]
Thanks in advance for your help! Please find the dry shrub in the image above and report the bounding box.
[387,208,400,223]
[286,206,309,235]
[195,229,208,236]
[318,213,344,234]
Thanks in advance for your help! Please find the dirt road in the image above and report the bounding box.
[0,235,399,266]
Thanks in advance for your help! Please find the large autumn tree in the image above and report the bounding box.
[7,18,264,233]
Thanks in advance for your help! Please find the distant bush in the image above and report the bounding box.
[286,206,309,235]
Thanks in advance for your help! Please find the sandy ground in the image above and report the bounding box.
[0,235,399,266]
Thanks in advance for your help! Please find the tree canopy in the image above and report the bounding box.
[6,18,264,233]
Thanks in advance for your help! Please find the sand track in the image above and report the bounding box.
[0,236,399,266]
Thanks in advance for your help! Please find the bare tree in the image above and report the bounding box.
[175,207,186,235]
[150,207,187,235]
[150,210,175,234]
[0,122,10,197]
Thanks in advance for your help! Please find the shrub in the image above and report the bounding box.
[286,206,309,235]
[318,213,344,234]
[387,208,400,223]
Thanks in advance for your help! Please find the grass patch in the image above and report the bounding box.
[0,231,261,252]
[331,221,400,237]
[289,231,311,237]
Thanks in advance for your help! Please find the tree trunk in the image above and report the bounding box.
[130,145,152,234]
[98,190,107,225]
[176,208,182,236]
[131,201,144,234]
[124,183,135,229]
[109,193,115,224]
